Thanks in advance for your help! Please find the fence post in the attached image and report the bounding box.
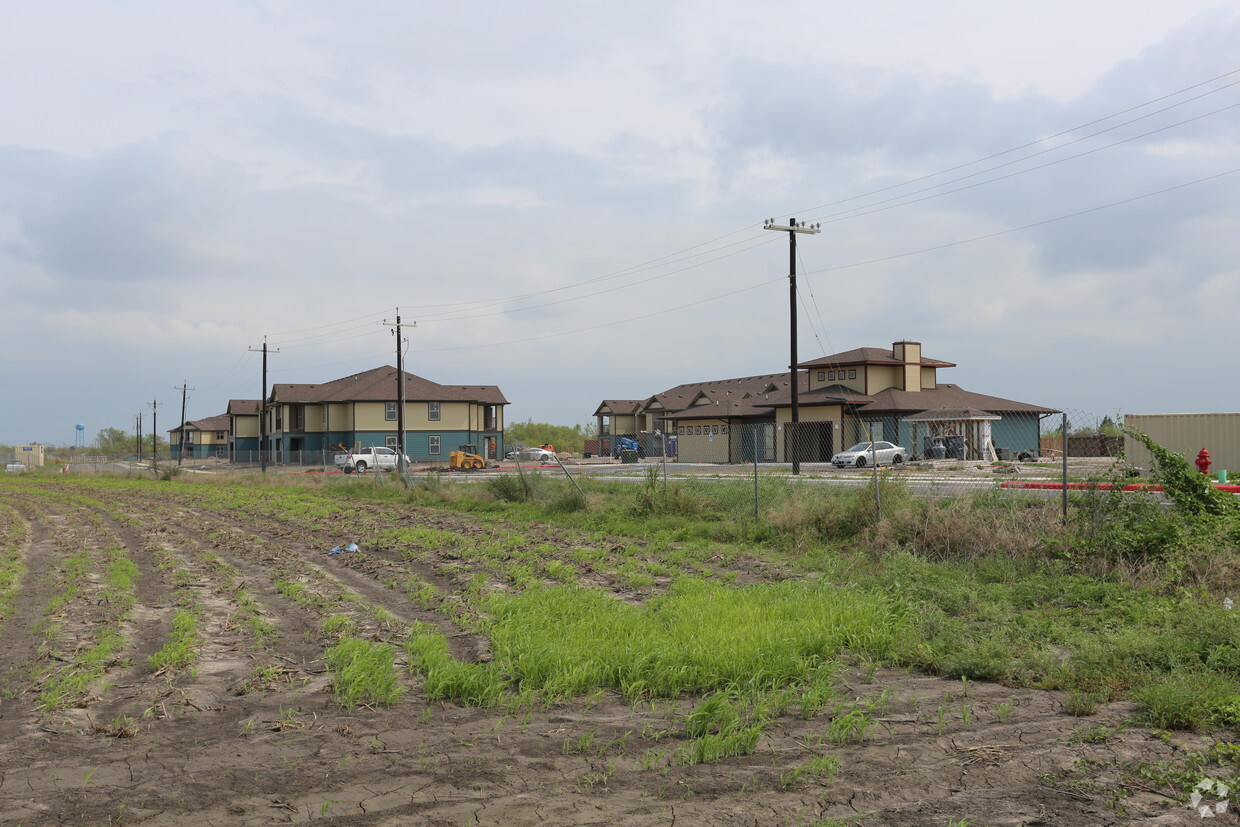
[1061,412,1069,525]
[753,424,760,520]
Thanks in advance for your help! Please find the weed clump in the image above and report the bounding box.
[324,636,402,709]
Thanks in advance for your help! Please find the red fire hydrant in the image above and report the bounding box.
[1195,448,1212,474]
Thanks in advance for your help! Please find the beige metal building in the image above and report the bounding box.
[1124,413,1240,476]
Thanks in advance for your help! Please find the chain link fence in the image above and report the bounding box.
[47,410,1240,527]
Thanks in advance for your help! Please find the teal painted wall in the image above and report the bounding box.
[990,413,1043,454]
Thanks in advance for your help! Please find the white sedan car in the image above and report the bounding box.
[830,441,908,468]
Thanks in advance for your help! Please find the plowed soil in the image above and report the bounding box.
[0,479,1221,825]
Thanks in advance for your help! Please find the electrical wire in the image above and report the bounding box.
[388,69,1240,317]
[802,99,1240,228]
[802,165,1240,276]
[239,69,1240,363]
[405,164,1240,355]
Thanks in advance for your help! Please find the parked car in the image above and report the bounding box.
[333,446,411,473]
[830,441,908,468]
[4,461,26,473]
[507,447,556,462]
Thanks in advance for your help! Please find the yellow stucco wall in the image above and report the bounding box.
[232,418,260,438]
[673,419,731,463]
[609,415,639,433]
[921,367,937,389]
[351,401,497,431]
[866,365,899,392]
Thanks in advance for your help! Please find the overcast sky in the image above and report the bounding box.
[3,1,1238,446]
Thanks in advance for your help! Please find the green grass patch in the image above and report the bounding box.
[149,609,200,672]
[324,636,403,708]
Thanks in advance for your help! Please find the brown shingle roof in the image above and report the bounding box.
[798,347,955,369]
[228,399,260,416]
[184,414,232,432]
[902,407,1001,421]
[269,366,508,405]
[647,373,795,413]
[859,385,1057,415]
[593,400,644,417]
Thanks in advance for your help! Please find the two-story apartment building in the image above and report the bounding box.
[228,399,262,458]
[169,414,232,460]
[595,341,1056,464]
[262,366,508,463]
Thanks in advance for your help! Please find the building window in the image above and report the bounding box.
[695,426,702,435]
[385,402,397,421]
[429,435,441,455]
[722,425,728,434]
[215,431,225,440]
[828,371,835,380]
[848,369,857,379]
[429,401,440,421]
[817,371,825,381]
[386,435,398,449]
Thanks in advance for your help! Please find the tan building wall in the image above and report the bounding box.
[354,403,392,430]
[898,342,922,391]
[920,367,937,389]
[866,365,899,393]
[1124,413,1240,476]
[14,445,45,468]
[324,403,353,431]
[607,414,638,433]
[774,406,846,460]
[302,405,324,433]
[674,419,732,463]
[233,417,260,439]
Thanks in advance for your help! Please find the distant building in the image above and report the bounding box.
[228,399,262,458]
[595,341,1057,463]
[263,366,508,463]
[169,414,232,460]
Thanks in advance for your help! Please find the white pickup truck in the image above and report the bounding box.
[334,446,410,474]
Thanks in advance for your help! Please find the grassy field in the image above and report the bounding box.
[0,448,1236,824]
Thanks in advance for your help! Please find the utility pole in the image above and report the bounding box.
[248,338,280,473]
[174,381,194,466]
[763,217,820,475]
[383,311,416,473]
[147,399,160,474]
[136,413,143,461]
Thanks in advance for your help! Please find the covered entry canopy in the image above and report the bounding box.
[903,407,1001,462]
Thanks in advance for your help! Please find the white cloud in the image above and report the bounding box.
[1,1,1238,443]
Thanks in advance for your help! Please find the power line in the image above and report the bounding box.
[255,74,1239,353]
[404,164,1240,355]
[385,68,1240,318]
[801,165,1240,276]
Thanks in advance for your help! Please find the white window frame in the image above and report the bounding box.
[429,435,441,455]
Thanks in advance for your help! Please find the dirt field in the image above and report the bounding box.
[0,480,1223,825]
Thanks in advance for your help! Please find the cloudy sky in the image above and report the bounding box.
[3,1,1238,446]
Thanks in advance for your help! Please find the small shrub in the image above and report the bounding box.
[547,487,588,514]
[486,474,534,503]
[1063,689,1103,717]
[324,636,402,709]
[1132,672,1240,730]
